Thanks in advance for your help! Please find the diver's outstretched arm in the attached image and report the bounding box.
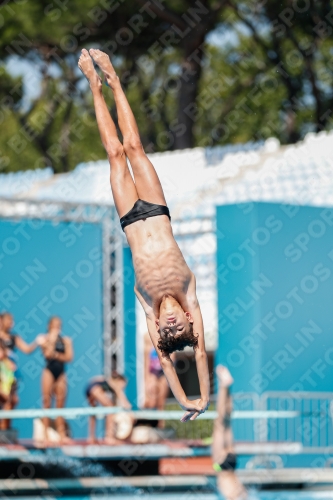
[187,274,210,418]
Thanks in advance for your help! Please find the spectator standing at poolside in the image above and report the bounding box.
[0,339,16,431]
[0,312,39,355]
[0,312,39,430]
[37,316,73,445]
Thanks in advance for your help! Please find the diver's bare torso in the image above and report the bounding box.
[124,214,192,313]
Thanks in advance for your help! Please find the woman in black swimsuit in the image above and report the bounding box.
[38,316,73,444]
[0,312,39,430]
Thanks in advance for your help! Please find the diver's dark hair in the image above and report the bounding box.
[0,338,6,352]
[157,323,198,357]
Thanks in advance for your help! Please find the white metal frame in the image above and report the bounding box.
[260,390,333,453]
[0,197,123,377]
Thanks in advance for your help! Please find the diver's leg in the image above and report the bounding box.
[89,49,167,206]
[78,49,138,217]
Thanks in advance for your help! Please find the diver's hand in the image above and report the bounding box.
[180,398,209,423]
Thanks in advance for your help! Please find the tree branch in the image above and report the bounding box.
[59,100,73,172]
[225,0,271,55]
[211,77,256,146]
[284,26,322,124]
[271,33,302,100]
[134,0,187,31]
[227,0,303,107]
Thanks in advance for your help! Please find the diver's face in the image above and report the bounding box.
[156,296,192,337]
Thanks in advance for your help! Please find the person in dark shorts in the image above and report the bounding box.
[37,317,73,445]
[85,372,131,444]
[78,48,210,423]
[212,365,247,500]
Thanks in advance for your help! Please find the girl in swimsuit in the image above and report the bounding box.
[85,372,131,444]
[37,316,73,445]
[0,312,39,430]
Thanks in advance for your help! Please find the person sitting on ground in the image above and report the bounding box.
[212,365,247,500]
[0,339,16,430]
[85,371,132,444]
[78,48,210,422]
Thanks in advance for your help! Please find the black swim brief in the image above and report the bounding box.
[213,453,237,472]
[120,199,171,231]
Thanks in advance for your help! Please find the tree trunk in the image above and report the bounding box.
[59,101,73,172]
[130,0,223,150]
[174,52,203,150]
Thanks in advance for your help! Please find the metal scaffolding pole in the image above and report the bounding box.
[0,198,119,378]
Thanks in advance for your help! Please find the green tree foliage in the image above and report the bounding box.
[0,0,332,173]
[225,0,333,141]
